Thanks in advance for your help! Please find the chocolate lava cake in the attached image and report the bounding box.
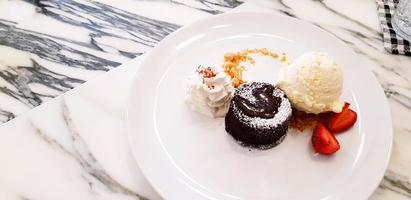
[225,82,292,149]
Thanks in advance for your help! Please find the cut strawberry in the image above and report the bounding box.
[312,123,340,155]
[328,102,357,133]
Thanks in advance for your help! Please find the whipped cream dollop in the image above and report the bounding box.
[186,66,234,118]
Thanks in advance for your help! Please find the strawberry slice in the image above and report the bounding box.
[328,102,357,133]
[312,123,340,155]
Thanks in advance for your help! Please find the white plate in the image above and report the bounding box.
[125,13,392,200]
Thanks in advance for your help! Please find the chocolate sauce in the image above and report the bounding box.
[234,84,281,118]
[225,82,292,149]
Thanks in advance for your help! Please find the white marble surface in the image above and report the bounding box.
[0,0,410,199]
[0,0,241,124]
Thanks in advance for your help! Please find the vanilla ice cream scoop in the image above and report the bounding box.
[277,52,344,114]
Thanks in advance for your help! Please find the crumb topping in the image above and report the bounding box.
[222,48,286,88]
[280,53,287,62]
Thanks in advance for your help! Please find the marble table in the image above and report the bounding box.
[0,0,241,124]
[0,0,410,199]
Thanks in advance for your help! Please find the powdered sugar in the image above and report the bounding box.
[231,82,292,129]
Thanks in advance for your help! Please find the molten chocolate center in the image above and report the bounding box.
[234,85,281,118]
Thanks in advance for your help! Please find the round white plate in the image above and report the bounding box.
[126,13,392,200]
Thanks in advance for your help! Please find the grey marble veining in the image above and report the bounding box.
[0,0,242,124]
[31,100,150,200]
